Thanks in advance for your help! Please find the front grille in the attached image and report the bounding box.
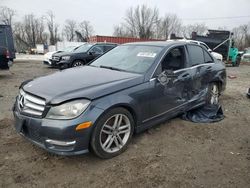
[52,56,60,61]
[18,89,46,116]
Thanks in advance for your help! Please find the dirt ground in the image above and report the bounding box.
[0,60,250,188]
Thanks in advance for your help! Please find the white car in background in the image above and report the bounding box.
[43,46,80,66]
[241,48,250,62]
[170,39,223,61]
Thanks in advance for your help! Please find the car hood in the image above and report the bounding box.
[22,66,144,104]
[44,51,57,58]
[53,51,86,57]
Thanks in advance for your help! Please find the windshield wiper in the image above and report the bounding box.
[88,64,97,67]
[99,65,123,71]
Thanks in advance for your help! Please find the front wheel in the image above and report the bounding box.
[72,60,84,67]
[206,83,220,105]
[90,108,134,159]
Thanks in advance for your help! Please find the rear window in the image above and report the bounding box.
[187,45,204,66]
[203,50,213,63]
[200,43,209,50]
[105,45,116,52]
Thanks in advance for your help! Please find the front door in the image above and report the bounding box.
[146,45,194,120]
[87,45,104,62]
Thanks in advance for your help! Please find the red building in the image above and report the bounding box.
[88,35,164,44]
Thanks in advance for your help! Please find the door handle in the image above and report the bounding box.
[181,73,190,78]
[173,73,190,83]
[206,66,212,72]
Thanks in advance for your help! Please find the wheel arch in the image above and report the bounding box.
[210,80,223,93]
[101,103,138,128]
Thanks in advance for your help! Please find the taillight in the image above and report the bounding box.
[6,50,10,59]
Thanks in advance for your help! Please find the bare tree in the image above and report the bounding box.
[0,6,16,26]
[46,10,59,45]
[156,14,182,39]
[13,21,30,51]
[76,21,94,42]
[13,14,47,50]
[232,23,250,50]
[182,23,208,38]
[63,19,77,41]
[123,4,159,38]
[113,24,132,37]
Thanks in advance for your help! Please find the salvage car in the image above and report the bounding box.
[13,41,226,158]
[50,42,117,69]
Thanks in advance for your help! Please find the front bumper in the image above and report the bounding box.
[50,60,70,69]
[13,102,104,156]
[43,59,52,66]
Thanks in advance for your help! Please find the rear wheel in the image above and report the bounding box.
[236,57,241,67]
[206,83,220,105]
[90,107,134,159]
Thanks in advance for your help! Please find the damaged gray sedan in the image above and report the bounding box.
[13,41,226,158]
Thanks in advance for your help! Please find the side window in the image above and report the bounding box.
[104,45,116,52]
[161,46,186,71]
[203,49,214,63]
[90,46,104,55]
[187,45,204,66]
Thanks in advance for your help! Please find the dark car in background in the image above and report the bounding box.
[51,42,117,69]
[13,41,226,158]
[43,45,82,66]
[0,25,15,70]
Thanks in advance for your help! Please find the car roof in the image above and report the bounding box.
[123,40,187,47]
[90,42,118,45]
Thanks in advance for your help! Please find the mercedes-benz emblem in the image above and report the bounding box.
[19,95,25,109]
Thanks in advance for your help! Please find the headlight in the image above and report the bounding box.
[46,99,90,120]
[61,56,71,60]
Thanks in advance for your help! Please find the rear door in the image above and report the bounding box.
[186,44,215,101]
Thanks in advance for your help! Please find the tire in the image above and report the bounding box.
[206,83,220,105]
[72,60,84,67]
[236,57,241,67]
[90,107,134,159]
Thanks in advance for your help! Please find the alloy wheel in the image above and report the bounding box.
[100,114,131,153]
[73,61,83,67]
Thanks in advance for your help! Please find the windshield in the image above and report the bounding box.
[74,44,93,53]
[90,45,163,74]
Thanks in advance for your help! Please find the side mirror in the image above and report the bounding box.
[208,49,212,53]
[88,51,94,55]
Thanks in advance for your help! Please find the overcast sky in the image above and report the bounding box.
[1,0,250,35]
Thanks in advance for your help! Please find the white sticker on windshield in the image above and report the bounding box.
[137,52,157,58]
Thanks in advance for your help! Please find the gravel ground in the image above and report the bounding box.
[0,61,250,188]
